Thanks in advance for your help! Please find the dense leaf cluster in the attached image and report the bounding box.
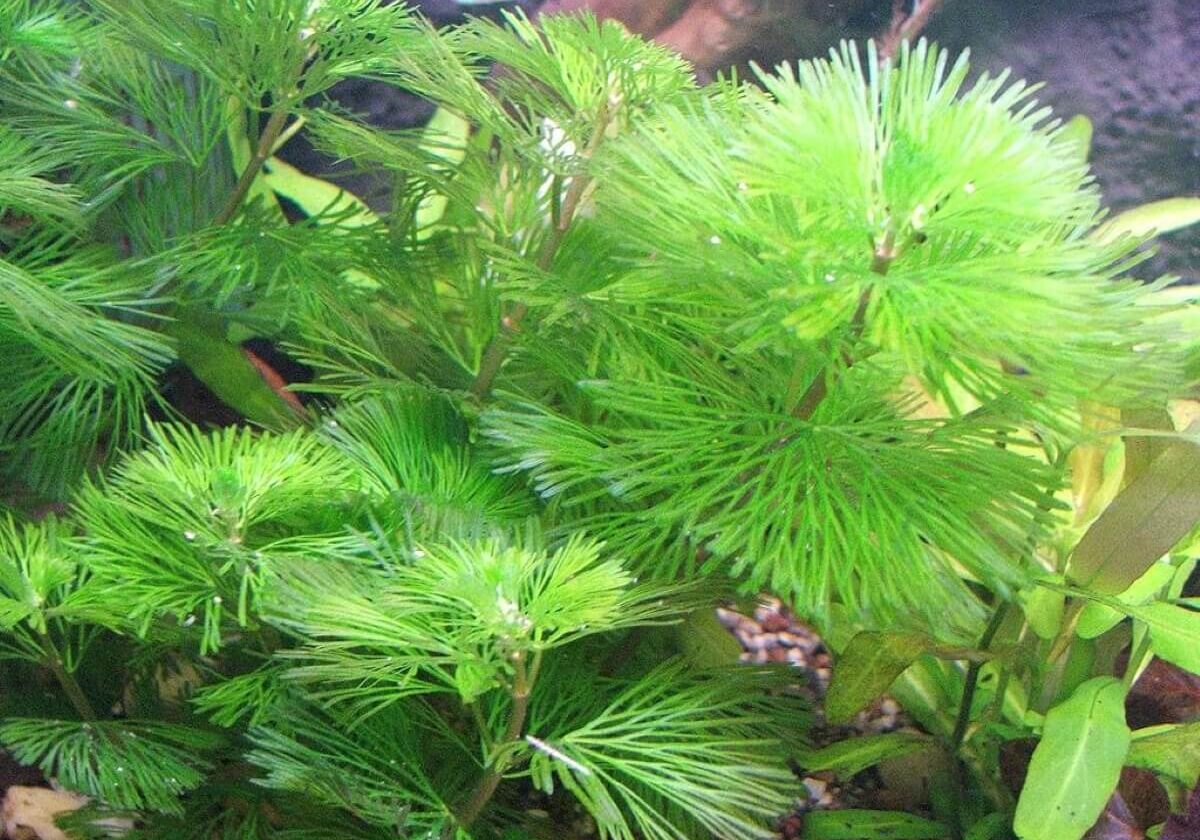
[0,0,1194,838]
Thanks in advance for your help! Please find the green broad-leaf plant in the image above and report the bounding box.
[1,1,1198,838]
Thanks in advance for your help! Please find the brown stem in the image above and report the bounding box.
[469,100,614,399]
[213,105,291,227]
[788,240,889,420]
[40,633,97,722]
[878,0,949,62]
[455,651,535,828]
[950,601,1009,751]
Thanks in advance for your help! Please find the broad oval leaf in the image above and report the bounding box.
[1094,197,1200,244]
[1127,602,1200,673]
[801,809,951,839]
[260,155,377,228]
[795,732,932,780]
[825,632,933,724]
[675,607,742,668]
[1121,407,1175,488]
[1127,722,1200,788]
[1068,426,1200,594]
[415,106,470,237]
[169,310,302,431]
[1021,577,1065,640]
[1076,561,1176,639]
[1013,677,1131,840]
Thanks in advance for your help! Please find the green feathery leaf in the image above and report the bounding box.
[75,424,359,651]
[525,661,806,840]
[0,718,224,815]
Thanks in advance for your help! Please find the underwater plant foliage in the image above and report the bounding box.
[1,2,1199,839]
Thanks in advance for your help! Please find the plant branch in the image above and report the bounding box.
[878,0,949,62]
[455,650,535,828]
[788,233,892,419]
[469,101,614,399]
[950,601,1009,751]
[213,105,291,227]
[39,632,97,723]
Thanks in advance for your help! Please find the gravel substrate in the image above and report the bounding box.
[716,598,911,839]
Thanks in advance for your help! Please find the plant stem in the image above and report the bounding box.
[1044,599,1084,666]
[469,101,614,400]
[878,0,948,62]
[213,104,291,227]
[1121,630,1153,691]
[788,237,887,419]
[455,649,537,828]
[950,601,1009,751]
[39,632,97,723]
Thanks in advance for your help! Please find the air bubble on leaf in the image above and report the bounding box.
[183,531,196,541]
[709,235,722,245]
[737,182,749,192]
[412,548,426,558]
[212,595,223,605]
[824,273,836,283]
[63,99,78,110]
[116,766,124,773]
[183,614,197,627]
[963,181,977,194]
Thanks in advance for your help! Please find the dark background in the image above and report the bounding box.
[285,0,1200,280]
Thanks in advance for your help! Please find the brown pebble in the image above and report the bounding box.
[738,616,764,635]
[761,612,791,632]
[715,607,741,628]
[803,778,827,799]
[736,629,769,650]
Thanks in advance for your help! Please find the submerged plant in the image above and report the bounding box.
[1,1,1199,838]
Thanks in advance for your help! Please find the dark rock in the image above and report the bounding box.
[0,750,44,798]
[922,0,1200,281]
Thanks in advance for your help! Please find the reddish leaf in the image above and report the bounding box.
[1080,769,1169,839]
[1083,791,1142,840]
[241,346,305,413]
[999,738,1037,796]
[1124,657,1200,728]
[1117,768,1170,829]
[1161,783,1200,840]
